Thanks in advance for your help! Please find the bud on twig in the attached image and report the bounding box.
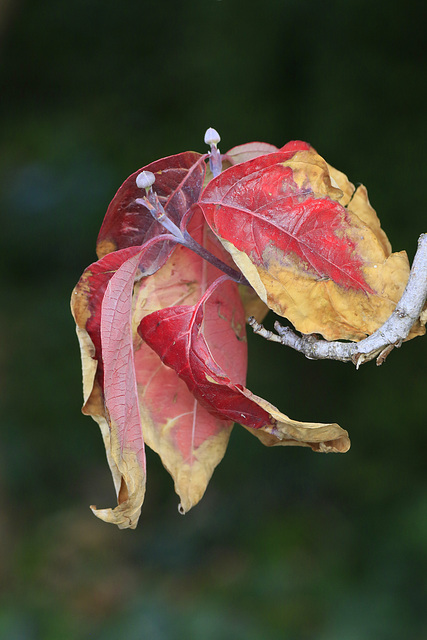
[136,170,156,192]
[204,127,222,178]
[204,127,221,148]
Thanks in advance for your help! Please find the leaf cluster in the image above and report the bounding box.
[71,135,422,528]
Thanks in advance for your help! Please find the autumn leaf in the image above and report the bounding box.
[139,275,350,453]
[131,210,241,514]
[71,242,168,528]
[96,151,206,264]
[94,250,148,528]
[72,200,245,523]
[196,147,416,341]
[221,140,315,324]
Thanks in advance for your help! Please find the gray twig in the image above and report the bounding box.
[248,233,427,368]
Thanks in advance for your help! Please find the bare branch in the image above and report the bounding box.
[249,233,427,368]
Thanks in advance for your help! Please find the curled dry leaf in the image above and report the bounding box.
[71,245,149,528]
[94,250,148,528]
[139,276,349,454]
[197,147,419,341]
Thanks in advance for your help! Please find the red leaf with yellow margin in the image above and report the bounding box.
[71,240,171,528]
[139,275,350,453]
[196,147,415,341]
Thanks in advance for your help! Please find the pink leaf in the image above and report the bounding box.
[71,238,175,528]
[90,250,148,528]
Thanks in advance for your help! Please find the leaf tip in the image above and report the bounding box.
[90,502,142,530]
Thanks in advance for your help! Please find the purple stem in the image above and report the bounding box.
[135,194,250,286]
[209,146,223,178]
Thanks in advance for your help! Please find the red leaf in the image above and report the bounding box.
[197,151,370,291]
[138,276,349,452]
[196,147,417,341]
[139,276,249,419]
[96,151,206,263]
[279,140,313,155]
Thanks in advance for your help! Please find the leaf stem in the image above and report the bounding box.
[135,194,186,243]
[182,230,251,286]
[135,193,250,286]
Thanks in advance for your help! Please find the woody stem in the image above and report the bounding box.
[249,233,427,367]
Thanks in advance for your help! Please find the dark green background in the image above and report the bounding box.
[1,1,426,638]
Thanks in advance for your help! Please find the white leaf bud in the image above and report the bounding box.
[204,127,221,147]
[136,170,156,190]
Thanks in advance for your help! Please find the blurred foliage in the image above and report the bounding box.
[1,0,427,638]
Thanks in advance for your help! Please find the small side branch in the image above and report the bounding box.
[249,233,427,368]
